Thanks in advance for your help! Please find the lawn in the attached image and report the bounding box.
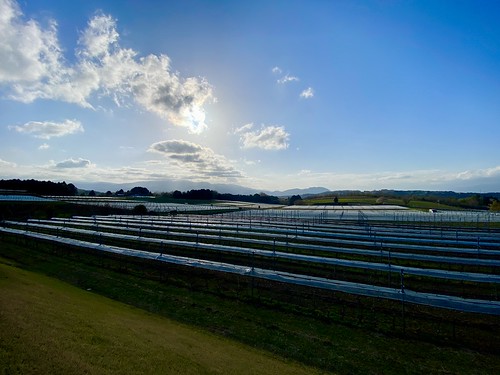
[0,260,321,375]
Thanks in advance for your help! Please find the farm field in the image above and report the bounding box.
[301,195,472,211]
[1,205,500,373]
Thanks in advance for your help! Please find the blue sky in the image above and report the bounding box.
[1,0,499,192]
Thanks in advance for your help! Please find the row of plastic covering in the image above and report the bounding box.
[1,226,499,315]
[15,219,500,271]
[50,216,500,252]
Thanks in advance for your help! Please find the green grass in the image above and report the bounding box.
[1,236,500,374]
[301,196,467,210]
[0,260,322,375]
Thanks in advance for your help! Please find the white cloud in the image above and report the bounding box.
[149,139,243,179]
[238,125,290,150]
[78,13,119,60]
[0,0,214,133]
[54,157,92,169]
[300,87,314,99]
[456,166,500,180]
[234,123,254,134]
[38,143,50,150]
[9,119,83,139]
[277,74,299,84]
[0,0,64,83]
[242,158,259,166]
[0,158,17,168]
[272,66,282,74]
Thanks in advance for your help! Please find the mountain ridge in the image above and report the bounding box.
[75,180,330,197]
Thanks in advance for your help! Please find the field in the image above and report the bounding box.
[0,261,319,375]
[301,195,463,211]
[1,202,500,374]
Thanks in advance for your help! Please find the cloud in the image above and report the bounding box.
[149,140,243,179]
[456,166,500,180]
[234,123,254,134]
[0,158,17,168]
[9,119,83,139]
[272,66,282,74]
[0,0,63,83]
[38,143,50,150]
[54,157,92,169]
[0,0,214,133]
[277,74,299,84]
[284,166,500,192]
[238,125,290,150]
[242,158,259,166]
[300,87,314,99]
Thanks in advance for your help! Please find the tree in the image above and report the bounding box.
[172,190,183,199]
[289,195,302,205]
[128,186,151,196]
[490,200,500,212]
[132,204,148,215]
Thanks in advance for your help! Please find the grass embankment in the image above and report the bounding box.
[1,236,500,374]
[0,260,320,375]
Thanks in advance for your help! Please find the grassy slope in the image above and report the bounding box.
[0,261,321,375]
[1,239,499,374]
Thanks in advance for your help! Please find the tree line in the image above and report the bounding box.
[163,189,282,204]
[0,179,77,196]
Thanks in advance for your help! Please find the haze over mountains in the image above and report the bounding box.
[74,179,500,199]
[75,180,330,197]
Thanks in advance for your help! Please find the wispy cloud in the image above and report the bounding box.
[456,166,500,180]
[54,158,92,169]
[149,139,243,179]
[9,119,83,139]
[0,158,17,168]
[300,87,314,99]
[38,143,50,150]
[272,66,299,84]
[0,0,214,134]
[234,123,254,134]
[237,124,290,150]
[277,74,299,84]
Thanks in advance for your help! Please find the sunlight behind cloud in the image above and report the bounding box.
[1,0,499,193]
[0,0,214,133]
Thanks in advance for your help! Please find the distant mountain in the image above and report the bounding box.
[305,189,500,200]
[76,180,261,195]
[75,180,330,197]
[73,180,500,199]
[267,187,330,197]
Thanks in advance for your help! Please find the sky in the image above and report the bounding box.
[1,0,499,193]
